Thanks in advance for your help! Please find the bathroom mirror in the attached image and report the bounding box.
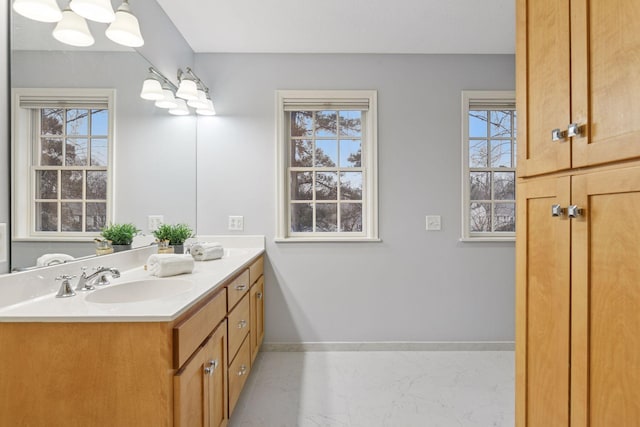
[9,3,197,270]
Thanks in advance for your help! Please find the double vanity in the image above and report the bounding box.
[0,237,265,426]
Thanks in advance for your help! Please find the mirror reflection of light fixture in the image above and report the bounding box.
[69,0,114,23]
[196,89,217,116]
[13,0,63,22]
[169,98,191,116]
[176,70,199,101]
[187,86,209,109]
[140,69,164,100]
[141,67,216,116]
[155,83,179,109]
[52,8,95,47]
[105,0,144,47]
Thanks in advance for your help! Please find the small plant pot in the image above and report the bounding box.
[112,244,132,253]
[172,244,184,254]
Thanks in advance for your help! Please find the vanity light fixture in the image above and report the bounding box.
[140,68,165,100]
[176,69,199,101]
[196,89,217,116]
[69,0,114,23]
[52,8,95,47]
[12,0,62,22]
[155,82,179,109]
[105,0,144,47]
[169,98,191,116]
[187,84,209,110]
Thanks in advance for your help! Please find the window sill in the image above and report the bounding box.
[274,237,382,243]
[459,237,515,243]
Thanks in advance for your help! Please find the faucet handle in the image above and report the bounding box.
[55,275,77,298]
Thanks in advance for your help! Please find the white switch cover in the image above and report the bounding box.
[148,215,164,232]
[228,216,244,231]
[0,223,6,263]
[426,215,442,231]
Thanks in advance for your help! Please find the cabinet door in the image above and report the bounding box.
[571,0,640,167]
[515,177,571,426]
[175,321,228,427]
[516,0,571,177]
[250,276,265,363]
[571,168,640,426]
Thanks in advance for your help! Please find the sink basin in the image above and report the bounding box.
[85,279,193,304]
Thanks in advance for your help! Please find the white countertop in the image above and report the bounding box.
[0,237,264,323]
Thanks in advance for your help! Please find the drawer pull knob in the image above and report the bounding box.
[551,204,565,217]
[257,292,263,299]
[567,123,582,138]
[237,320,247,329]
[551,128,567,141]
[237,365,247,376]
[568,205,584,218]
[234,284,247,291]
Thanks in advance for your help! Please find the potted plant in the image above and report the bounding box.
[100,223,140,252]
[153,223,194,254]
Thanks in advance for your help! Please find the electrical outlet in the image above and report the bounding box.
[148,215,164,232]
[426,215,442,231]
[228,216,244,231]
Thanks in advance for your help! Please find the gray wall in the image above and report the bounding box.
[0,1,8,273]
[195,53,516,343]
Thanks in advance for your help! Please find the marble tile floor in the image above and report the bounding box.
[230,350,514,427]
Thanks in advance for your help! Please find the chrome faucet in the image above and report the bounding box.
[75,266,121,291]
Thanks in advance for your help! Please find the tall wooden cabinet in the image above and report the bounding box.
[516,0,640,426]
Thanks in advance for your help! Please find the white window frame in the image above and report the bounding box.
[275,90,379,242]
[461,90,516,242]
[12,88,116,241]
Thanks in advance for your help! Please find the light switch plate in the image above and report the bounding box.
[426,215,442,231]
[148,215,164,232]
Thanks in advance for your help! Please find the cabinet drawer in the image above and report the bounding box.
[249,256,263,285]
[228,335,251,416]
[173,288,227,369]
[227,269,250,310]
[227,292,250,363]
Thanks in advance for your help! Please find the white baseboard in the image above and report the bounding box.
[262,341,515,352]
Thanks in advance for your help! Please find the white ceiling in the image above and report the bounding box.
[156,0,515,54]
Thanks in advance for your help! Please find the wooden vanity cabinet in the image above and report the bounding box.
[250,276,264,363]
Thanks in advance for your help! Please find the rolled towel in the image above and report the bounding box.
[146,254,194,277]
[191,242,224,261]
[36,253,75,267]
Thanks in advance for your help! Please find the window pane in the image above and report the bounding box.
[291,111,313,137]
[315,140,337,167]
[490,140,512,168]
[61,170,83,199]
[41,109,63,135]
[469,110,487,137]
[61,202,82,231]
[86,202,106,232]
[290,172,313,200]
[490,111,512,137]
[87,171,107,199]
[40,138,63,166]
[315,110,337,137]
[494,203,515,232]
[339,139,361,167]
[66,109,89,135]
[315,172,338,200]
[469,139,487,168]
[494,172,515,200]
[36,170,57,199]
[90,138,108,166]
[291,203,312,232]
[316,203,337,232]
[66,138,88,166]
[340,203,362,232]
[470,202,491,232]
[91,109,108,135]
[340,172,362,200]
[291,140,312,167]
[35,202,58,231]
[339,111,361,137]
[470,172,490,200]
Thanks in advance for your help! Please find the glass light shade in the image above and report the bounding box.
[187,89,209,109]
[105,1,144,47]
[52,9,95,47]
[196,100,217,116]
[175,79,198,101]
[169,98,190,116]
[69,0,114,23]
[13,0,62,22]
[140,77,163,100]
[155,89,178,109]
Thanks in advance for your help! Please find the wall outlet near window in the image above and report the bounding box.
[228,216,244,231]
[426,215,442,231]
[148,215,164,232]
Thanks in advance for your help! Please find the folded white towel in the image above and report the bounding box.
[146,254,194,277]
[36,253,75,267]
[191,242,224,261]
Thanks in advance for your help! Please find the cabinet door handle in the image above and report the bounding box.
[257,292,263,300]
[209,359,218,370]
[551,204,565,217]
[237,365,247,376]
[234,284,247,291]
[567,123,582,138]
[237,320,247,329]
[568,205,584,218]
[204,366,213,376]
[551,128,567,141]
